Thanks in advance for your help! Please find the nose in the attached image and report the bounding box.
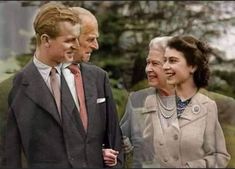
[71,38,80,50]
[74,38,80,48]
[91,39,99,50]
[162,61,169,70]
[145,63,152,74]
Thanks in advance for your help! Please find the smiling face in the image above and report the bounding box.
[46,21,80,65]
[163,47,196,87]
[74,15,99,63]
[145,48,169,90]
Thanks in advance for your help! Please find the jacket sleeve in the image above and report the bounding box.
[120,93,144,168]
[5,107,22,168]
[119,93,132,141]
[103,73,124,168]
[186,101,231,168]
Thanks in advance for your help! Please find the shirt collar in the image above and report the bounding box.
[33,55,62,75]
[62,62,80,69]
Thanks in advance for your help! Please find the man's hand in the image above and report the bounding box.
[102,148,119,167]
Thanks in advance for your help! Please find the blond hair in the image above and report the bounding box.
[33,2,80,45]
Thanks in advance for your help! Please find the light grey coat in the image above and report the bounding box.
[120,87,161,168]
[120,87,230,168]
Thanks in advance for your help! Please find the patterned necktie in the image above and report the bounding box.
[68,64,88,131]
[50,67,61,117]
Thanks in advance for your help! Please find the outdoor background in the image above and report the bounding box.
[0,1,235,167]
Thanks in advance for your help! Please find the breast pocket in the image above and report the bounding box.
[91,99,107,135]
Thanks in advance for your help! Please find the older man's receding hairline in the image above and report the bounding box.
[70,7,96,21]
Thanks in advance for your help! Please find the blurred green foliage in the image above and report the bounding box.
[208,70,235,98]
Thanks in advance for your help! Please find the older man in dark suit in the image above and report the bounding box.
[60,7,123,168]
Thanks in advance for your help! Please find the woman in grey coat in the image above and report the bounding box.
[159,35,230,168]
[120,36,175,168]
[119,35,230,168]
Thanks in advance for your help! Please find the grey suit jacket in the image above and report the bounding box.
[5,61,123,168]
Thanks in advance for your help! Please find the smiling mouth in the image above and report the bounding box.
[165,72,175,78]
[147,75,158,79]
[85,52,91,56]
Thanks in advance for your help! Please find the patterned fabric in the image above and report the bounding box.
[176,96,191,118]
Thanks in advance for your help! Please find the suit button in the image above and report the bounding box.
[68,156,74,161]
[174,134,178,140]
[159,141,164,146]
[82,162,86,167]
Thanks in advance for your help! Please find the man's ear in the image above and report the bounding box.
[40,34,50,48]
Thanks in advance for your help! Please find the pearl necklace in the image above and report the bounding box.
[157,94,176,119]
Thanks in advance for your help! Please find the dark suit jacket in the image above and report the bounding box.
[5,61,123,168]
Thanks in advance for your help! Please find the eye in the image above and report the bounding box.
[163,57,167,63]
[152,61,162,66]
[65,37,76,43]
[169,58,177,63]
[87,37,96,43]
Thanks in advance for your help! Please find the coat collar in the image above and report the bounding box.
[144,92,180,131]
[80,63,97,134]
[143,91,209,129]
[179,92,208,127]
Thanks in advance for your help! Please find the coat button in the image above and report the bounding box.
[159,141,164,146]
[174,134,178,140]
[173,155,179,161]
[163,158,168,162]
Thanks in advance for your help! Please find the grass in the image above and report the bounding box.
[222,123,235,168]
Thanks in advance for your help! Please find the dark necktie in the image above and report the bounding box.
[50,67,61,117]
[68,64,88,131]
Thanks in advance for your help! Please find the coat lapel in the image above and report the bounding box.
[22,62,61,125]
[143,94,165,138]
[179,93,208,127]
[144,93,180,132]
[143,93,170,162]
[80,63,97,134]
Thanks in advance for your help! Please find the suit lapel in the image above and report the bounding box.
[80,63,97,134]
[22,62,61,125]
[61,73,76,118]
[61,72,86,138]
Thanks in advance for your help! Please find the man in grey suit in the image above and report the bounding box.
[5,3,123,168]
[4,2,81,168]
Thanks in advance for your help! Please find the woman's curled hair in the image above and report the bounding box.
[167,35,211,88]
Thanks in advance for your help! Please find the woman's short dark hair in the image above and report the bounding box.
[167,35,211,88]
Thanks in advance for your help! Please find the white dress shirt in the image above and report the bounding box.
[33,56,61,93]
[62,62,80,111]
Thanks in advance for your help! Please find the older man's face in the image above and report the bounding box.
[74,17,99,63]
